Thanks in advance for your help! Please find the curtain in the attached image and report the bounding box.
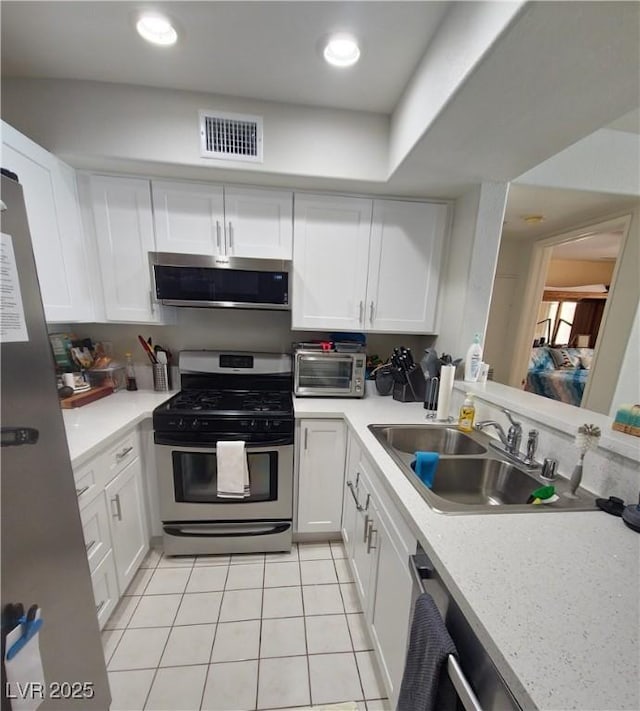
[569,299,606,347]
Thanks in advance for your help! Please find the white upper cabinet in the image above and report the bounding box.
[292,194,372,331]
[152,180,224,256]
[152,182,292,259]
[224,186,292,259]
[292,193,448,334]
[1,122,94,323]
[366,200,447,333]
[89,175,163,323]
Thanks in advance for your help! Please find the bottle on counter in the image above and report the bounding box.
[458,393,476,432]
[464,333,483,382]
[125,352,138,391]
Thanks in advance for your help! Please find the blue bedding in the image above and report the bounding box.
[525,368,589,406]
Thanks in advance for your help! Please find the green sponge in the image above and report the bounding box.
[527,485,556,504]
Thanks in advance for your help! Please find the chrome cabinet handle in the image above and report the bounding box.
[111,495,122,521]
[85,539,96,553]
[363,513,371,542]
[116,446,133,461]
[95,600,106,615]
[76,485,90,498]
[216,221,222,252]
[367,524,377,554]
[359,301,364,323]
[346,480,363,511]
[304,428,308,450]
[149,290,156,314]
[228,222,234,251]
[369,301,375,323]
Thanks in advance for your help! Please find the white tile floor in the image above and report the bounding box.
[102,541,391,711]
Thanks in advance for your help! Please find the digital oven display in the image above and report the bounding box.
[219,354,254,369]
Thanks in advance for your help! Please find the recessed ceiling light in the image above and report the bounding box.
[323,33,360,67]
[136,13,177,46]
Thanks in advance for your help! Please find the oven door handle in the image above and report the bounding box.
[164,523,291,537]
[154,435,293,448]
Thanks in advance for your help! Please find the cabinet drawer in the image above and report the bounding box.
[104,432,139,481]
[80,494,112,573]
[90,549,119,631]
[73,460,102,510]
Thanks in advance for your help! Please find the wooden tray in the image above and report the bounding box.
[60,385,114,408]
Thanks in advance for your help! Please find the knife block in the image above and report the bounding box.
[392,366,426,403]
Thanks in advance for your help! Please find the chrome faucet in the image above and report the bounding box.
[475,409,541,470]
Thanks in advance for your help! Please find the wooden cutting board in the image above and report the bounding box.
[60,385,114,408]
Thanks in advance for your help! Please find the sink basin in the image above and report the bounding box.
[368,424,596,514]
[369,425,487,456]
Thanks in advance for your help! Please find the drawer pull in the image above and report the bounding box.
[95,600,106,615]
[76,485,90,498]
[111,495,123,521]
[115,445,133,461]
[85,539,96,553]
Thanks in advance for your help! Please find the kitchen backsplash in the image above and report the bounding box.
[49,308,435,369]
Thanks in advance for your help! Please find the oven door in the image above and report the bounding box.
[156,440,293,522]
[294,353,357,397]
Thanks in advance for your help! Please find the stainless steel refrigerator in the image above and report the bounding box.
[1,173,110,709]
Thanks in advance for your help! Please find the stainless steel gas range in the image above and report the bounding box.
[153,351,294,555]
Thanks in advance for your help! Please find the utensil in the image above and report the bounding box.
[138,335,157,364]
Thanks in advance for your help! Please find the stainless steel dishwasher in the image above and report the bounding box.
[408,543,522,710]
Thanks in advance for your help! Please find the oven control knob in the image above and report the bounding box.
[177,418,186,430]
[264,420,271,431]
[191,419,200,430]
[250,420,257,430]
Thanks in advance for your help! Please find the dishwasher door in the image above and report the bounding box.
[409,543,522,711]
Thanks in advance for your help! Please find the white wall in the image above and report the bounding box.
[516,128,640,196]
[389,1,524,172]
[1,78,389,185]
[435,182,509,360]
[610,302,640,415]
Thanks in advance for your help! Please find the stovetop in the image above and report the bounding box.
[162,389,292,416]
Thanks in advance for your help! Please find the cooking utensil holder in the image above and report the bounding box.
[152,363,170,392]
[392,366,426,403]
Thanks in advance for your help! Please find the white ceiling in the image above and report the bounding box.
[0,1,450,113]
[551,231,624,261]
[502,184,639,240]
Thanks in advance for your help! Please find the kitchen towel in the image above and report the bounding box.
[396,592,457,711]
[216,441,250,498]
[436,364,455,421]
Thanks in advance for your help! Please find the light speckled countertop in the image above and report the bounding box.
[62,388,640,710]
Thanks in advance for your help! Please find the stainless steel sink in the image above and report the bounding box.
[372,425,487,456]
[368,424,596,515]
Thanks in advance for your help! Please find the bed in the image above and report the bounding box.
[525,347,593,406]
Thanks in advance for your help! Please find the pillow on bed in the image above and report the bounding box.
[580,354,593,369]
[529,347,555,371]
[550,348,580,369]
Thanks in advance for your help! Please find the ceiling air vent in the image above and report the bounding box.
[199,110,263,163]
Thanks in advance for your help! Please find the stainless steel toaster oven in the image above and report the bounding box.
[293,349,366,398]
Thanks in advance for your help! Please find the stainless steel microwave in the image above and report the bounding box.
[294,350,366,398]
[150,252,290,310]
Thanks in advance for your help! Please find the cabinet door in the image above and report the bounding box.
[297,419,346,534]
[152,180,224,256]
[369,506,413,706]
[341,435,362,559]
[224,187,293,259]
[1,122,94,322]
[104,457,149,594]
[350,463,378,619]
[292,194,372,330]
[366,200,447,333]
[90,175,160,322]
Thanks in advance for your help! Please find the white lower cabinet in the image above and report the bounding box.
[104,456,149,594]
[342,433,414,707]
[74,427,149,630]
[90,549,119,631]
[296,419,346,533]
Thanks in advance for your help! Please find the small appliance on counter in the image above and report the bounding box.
[389,347,425,403]
[293,342,366,398]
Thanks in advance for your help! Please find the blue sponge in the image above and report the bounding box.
[413,451,440,488]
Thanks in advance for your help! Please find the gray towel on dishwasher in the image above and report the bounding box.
[396,592,458,711]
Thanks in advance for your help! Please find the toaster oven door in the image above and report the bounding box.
[294,354,359,397]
